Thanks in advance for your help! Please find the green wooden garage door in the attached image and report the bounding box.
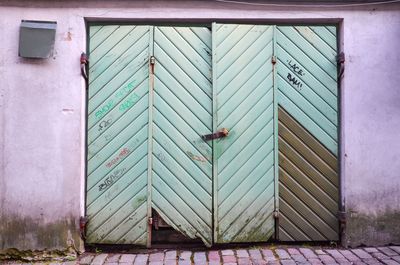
[86,25,151,245]
[85,24,339,246]
[151,26,214,246]
[212,23,276,243]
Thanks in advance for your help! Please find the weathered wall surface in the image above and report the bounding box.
[0,1,399,251]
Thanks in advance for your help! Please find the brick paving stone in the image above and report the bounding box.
[288,248,301,255]
[337,261,353,265]
[318,254,336,264]
[179,251,192,261]
[164,260,177,265]
[266,261,280,265]
[378,248,399,257]
[249,249,263,260]
[178,261,191,265]
[393,256,400,262]
[149,262,163,265]
[222,250,235,256]
[209,262,220,265]
[280,260,296,265]
[308,258,323,265]
[380,260,400,265]
[300,248,318,259]
[236,249,250,258]
[291,254,307,263]
[340,250,361,262]
[105,254,121,263]
[363,258,384,265]
[261,249,276,262]
[80,254,95,265]
[390,247,400,254]
[253,258,267,265]
[194,252,207,262]
[91,254,108,265]
[366,248,380,253]
[223,255,237,263]
[325,250,348,261]
[351,261,366,265]
[237,257,252,265]
[120,254,136,264]
[133,254,148,265]
[315,250,326,255]
[165,251,178,260]
[208,251,221,262]
[223,263,238,265]
[149,252,164,262]
[372,252,391,260]
[352,249,374,260]
[276,249,291,260]
[252,259,267,265]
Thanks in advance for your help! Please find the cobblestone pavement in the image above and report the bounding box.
[3,246,400,265]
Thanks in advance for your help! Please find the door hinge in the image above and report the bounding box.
[271,56,277,64]
[337,52,345,79]
[338,211,347,224]
[79,216,88,240]
[150,56,155,74]
[148,217,153,225]
[273,210,280,219]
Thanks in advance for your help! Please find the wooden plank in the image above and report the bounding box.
[278,91,338,155]
[279,107,338,169]
[279,122,338,183]
[278,76,338,140]
[279,182,338,240]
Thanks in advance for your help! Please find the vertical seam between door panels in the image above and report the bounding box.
[273,25,280,240]
[211,22,218,244]
[146,25,154,247]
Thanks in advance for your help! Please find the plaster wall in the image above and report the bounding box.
[0,0,399,251]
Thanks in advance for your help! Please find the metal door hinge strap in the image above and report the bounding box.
[337,52,345,79]
[80,52,89,86]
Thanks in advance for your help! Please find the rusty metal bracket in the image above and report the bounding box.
[337,52,345,80]
[271,55,277,64]
[338,211,347,224]
[79,216,88,240]
[80,52,89,90]
[201,128,229,141]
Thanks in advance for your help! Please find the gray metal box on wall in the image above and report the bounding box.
[19,20,57,59]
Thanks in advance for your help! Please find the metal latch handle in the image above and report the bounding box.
[201,128,229,141]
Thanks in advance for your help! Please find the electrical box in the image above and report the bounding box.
[19,20,57,59]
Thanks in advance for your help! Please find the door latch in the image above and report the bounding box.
[201,128,229,141]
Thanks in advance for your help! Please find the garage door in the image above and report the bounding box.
[85,24,339,246]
